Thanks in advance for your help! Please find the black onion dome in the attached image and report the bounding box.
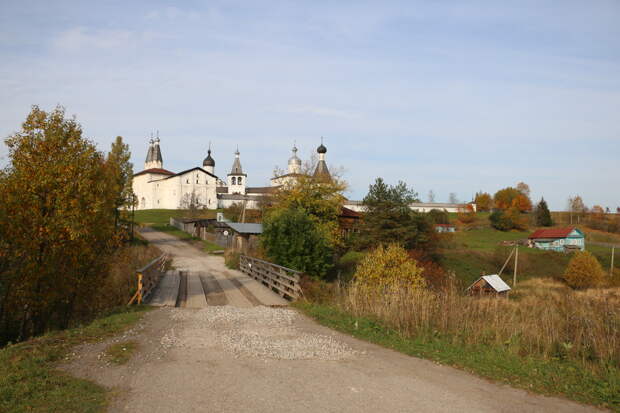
[317,143,327,154]
[203,149,215,167]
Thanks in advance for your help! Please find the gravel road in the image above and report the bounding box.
[61,228,598,412]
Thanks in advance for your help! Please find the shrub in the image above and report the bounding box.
[563,251,605,289]
[224,250,240,270]
[353,244,425,292]
[261,207,333,278]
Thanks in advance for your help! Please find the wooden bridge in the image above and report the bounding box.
[132,228,301,308]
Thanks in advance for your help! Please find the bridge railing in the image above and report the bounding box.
[239,255,302,300]
[127,254,169,305]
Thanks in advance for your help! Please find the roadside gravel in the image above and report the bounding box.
[167,306,358,360]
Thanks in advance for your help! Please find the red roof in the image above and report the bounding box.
[528,227,577,239]
[339,206,362,218]
[134,168,175,177]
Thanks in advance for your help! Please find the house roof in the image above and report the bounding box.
[528,227,580,239]
[216,187,228,193]
[339,206,362,218]
[466,274,511,293]
[246,186,277,194]
[164,167,218,180]
[133,168,175,177]
[225,222,263,234]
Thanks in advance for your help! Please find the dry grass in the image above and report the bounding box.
[97,240,162,310]
[340,277,620,368]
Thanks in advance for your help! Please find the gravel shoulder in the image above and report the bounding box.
[62,306,599,413]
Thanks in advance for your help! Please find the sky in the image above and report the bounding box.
[1,0,619,210]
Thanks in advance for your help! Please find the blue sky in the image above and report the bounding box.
[1,1,619,210]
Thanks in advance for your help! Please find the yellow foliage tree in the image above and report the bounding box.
[353,244,426,293]
[563,251,605,289]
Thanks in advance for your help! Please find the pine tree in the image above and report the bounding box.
[535,198,553,227]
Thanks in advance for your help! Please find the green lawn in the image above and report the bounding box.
[151,224,224,253]
[0,306,152,413]
[440,227,617,285]
[133,209,223,226]
[294,301,620,411]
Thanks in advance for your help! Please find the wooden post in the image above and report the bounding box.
[611,246,615,277]
[513,245,518,286]
[137,273,143,305]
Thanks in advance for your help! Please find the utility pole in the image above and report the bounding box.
[513,245,519,286]
[612,246,616,277]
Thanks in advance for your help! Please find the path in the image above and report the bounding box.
[62,228,598,413]
[139,227,287,308]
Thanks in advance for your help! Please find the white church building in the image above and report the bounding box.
[132,138,331,210]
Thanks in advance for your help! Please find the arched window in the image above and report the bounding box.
[232,177,236,185]
[237,177,242,185]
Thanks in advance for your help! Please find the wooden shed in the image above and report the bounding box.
[465,274,511,296]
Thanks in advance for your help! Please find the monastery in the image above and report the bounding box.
[132,138,331,210]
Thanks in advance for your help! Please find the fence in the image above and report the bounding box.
[127,254,168,305]
[239,255,302,300]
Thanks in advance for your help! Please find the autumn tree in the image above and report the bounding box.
[516,182,531,198]
[0,106,120,343]
[567,195,587,224]
[534,198,553,227]
[474,191,493,211]
[358,178,435,251]
[494,186,532,212]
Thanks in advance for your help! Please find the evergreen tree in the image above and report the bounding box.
[535,198,553,227]
[358,178,434,251]
[107,136,135,228]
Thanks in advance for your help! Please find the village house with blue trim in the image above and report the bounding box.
[527,227,585,252]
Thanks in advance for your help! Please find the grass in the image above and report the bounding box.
[439,226,618,285]
[0,305,152,413]
[294,300,620,410]
[104,340,139,365]
[151,223,224,253]
[134,209,223,226]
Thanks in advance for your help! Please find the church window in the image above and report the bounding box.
[186,179,189,184]
[232,177,236,185]
[237,177,242,185]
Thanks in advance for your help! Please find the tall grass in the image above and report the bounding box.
[340,278,620,368]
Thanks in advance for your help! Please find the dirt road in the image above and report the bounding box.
[63,228,597,412]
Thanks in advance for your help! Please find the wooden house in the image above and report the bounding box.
[528,227,585,252]
[338,206,362,238]
[224,222,263,254]
[465,274,511,296]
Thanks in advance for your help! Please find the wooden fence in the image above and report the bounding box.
[239,255,302,300]
[127,254,168,305]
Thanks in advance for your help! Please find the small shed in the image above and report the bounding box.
[435,224,456,233]
[528,227,585,252]
[466,274,511,296]
[224,222,263,254]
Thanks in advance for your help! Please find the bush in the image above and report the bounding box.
[427,209,449,225]
[563,251,605,289]
[335,251,366,282]
[353,244,425,292]
[261,207,334,278]
[224,250,240,270]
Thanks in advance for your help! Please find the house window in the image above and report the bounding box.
[238,177,242,185]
